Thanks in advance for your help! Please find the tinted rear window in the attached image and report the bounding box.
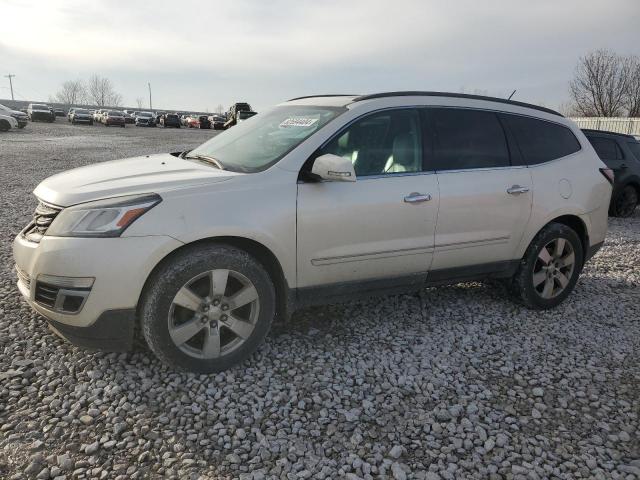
[587,136,622,161]
[626,142,640,161]
[502,115,581,165]
[428,108,510,170]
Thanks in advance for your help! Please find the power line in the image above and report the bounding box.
[4,74,15,101]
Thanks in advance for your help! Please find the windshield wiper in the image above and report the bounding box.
[184,153,225,170]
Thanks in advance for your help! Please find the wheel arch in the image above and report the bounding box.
[137,236,292,325]
[537,214,589,261]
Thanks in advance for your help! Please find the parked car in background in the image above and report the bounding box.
[102,110,126,127]
[27,103,55,122]
[198,115,211,129]
[123,113,135,124]
[12,92,613,373]
[54,108,66,117]
[67,108,75,122]
[154,111,166,125]
[0,111,19,131]
[135,111,156,127]
[583,129,640,217]
[180,114,191,126]
[161,113,181,128]
[209,115,226,130]
[185,114,200,128]
[0,103,28,128]
[236,110,257,124]
[93,109,107,123]
[224,102,253,128]
[69,108,93,125]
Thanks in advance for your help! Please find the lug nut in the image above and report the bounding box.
[221,304,228,311]
[213,299,220,306]
[202,305,209,312]
[220,314,228,321]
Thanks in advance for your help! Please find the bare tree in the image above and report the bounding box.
[625,57,640,117]
[53,80,87,106]
[215,104,225,115]
[136,97,144,109]
[87,74,123,107]
[569,49,632,117]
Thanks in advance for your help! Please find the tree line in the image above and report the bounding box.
[568,49,640,117]
[51,75,123,108]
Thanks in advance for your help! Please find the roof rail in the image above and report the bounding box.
[287,94,358,101]
[352,91,563,117]
[580,128,636,139]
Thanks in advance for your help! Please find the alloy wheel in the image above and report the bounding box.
[168,269,260,359]
[532,238,576,299]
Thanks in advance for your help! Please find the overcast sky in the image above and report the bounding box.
[1,0,639,112]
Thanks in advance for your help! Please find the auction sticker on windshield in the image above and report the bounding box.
[280,117,319,128]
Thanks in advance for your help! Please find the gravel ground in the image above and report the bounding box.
[0,122,639,479]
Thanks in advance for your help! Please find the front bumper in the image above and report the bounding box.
[13,116,28,127]
[48,309,136,351]
[31,112,53,121]
[73,117,92,123]
[13,233,183,349]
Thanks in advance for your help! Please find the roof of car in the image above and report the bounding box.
[285,91,562,116]
[581,128,638,140]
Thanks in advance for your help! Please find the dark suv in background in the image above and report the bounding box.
[583,129,640,217]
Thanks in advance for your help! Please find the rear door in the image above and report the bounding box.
[425,107,533,272]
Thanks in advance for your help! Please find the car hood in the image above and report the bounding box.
[34,153,241,207]
[10,109,27,117]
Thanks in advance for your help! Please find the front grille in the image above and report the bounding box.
[35,282,60,308]
[23,201,62,243]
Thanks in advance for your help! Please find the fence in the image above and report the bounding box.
[569,117,640,136]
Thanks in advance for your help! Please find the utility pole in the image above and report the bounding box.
[4,74,15,100]
[148,82,152,110]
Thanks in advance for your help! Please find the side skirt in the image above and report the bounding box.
[293,260,520,309]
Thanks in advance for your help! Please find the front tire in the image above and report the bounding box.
[509,223,583,309]
[610,185,638,218]
[141,244,276,373]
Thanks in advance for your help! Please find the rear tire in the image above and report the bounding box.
[610,185,638,218]
[509,223,583,309]
[141,244,276,373]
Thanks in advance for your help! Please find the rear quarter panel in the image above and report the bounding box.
[517,129,611,258]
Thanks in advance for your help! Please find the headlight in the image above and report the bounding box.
[46,194,161,238]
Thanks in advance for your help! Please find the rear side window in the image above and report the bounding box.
[587,137,623,161]
[502,115,581,165]
[427,108,510,170]
[627,142,640,161]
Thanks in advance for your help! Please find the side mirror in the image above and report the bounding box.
[311,154,356,182]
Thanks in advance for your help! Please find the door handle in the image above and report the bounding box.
[506,185,530,195]
[404,192,432,203]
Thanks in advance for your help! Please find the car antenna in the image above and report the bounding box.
[507,89,517,100]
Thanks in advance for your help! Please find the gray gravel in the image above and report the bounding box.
[1,121,639,479]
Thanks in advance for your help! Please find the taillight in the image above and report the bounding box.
[599,168,614,185]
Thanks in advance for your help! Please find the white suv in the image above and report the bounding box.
[13,92,613,373]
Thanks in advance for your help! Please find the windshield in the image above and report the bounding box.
[238,111,256,119]
[75,109,89,114]
[138,112,152,117]
[187,105,345,172]
[109,111,123,116]
[32,104,48,109]
[628,142,640,161]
